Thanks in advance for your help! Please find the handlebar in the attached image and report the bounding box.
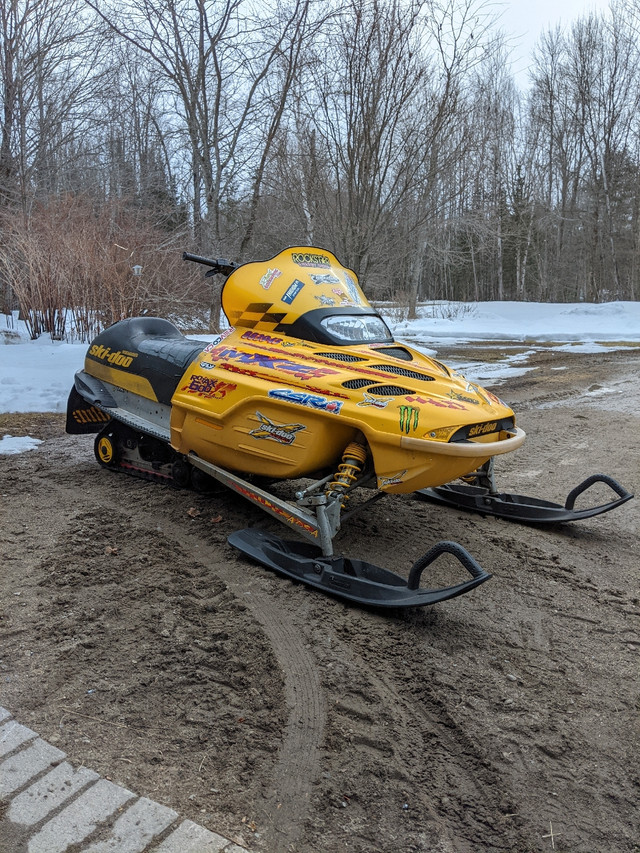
[182,252,238,277]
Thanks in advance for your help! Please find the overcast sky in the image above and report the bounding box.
[497,0,613,84]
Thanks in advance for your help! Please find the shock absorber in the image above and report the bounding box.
[326,441,368,506]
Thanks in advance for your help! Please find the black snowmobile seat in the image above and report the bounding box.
[86,316,206,405]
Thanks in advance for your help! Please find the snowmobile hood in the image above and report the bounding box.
[221,246,392,346]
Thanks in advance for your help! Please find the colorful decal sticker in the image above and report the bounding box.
[447,390,480,405]
[241,331,284,346]
[88,345,137,367]
[468,421,498,437]
[268,388,343,414]
[291,251,331,268]
[357,392,394,409]
[344,272,363,305]
[205,345,338,379]
[199,361,215,370]
[259,267,282,290]
[232,483,317,535]
[314,294,335,306]
[378,470,408,488]
[250,412,306,445]
[465,382,491,405]
[398,405,419,434]
[486,390,507,407]
[181,375,237,399]
[203,327,234,352]
[214,362,348,397]
[406,394,466,411]
[310,273,340,285]
[282,279,305,304]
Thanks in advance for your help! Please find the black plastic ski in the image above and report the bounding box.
[228,529,491,608]
[415,474,633,524]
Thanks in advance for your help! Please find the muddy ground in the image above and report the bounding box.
[0,346,638,853]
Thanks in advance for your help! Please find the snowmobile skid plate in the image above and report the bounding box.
[228,529,491,608]
[415,474,633,524]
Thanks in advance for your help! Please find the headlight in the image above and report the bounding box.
[320,314,392,343]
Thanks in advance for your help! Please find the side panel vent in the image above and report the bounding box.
[366,384,413,396]
[315,352,366,362]
[372,346,413,362]
[342,378,371,389]
[371,365,435,381]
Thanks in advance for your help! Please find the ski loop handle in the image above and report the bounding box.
[407,540,487,591]
[564,474,632,510]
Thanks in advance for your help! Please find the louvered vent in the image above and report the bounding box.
[315,352,366,362]
[342,378,371,389]
[372,346,413,362]
[366,384,413,396]
[370,364,434,381]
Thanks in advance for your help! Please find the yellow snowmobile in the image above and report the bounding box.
[66,247,632,608]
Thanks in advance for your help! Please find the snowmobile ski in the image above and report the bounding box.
[228,529,491,608]
[415,474,633,524]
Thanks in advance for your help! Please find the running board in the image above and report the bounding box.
[415,474,633,524]
[228,529,491,608]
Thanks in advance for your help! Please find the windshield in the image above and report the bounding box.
[320,314,393,344]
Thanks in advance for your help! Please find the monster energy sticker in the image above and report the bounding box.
[250,412,306,445]
[398,405,419,434]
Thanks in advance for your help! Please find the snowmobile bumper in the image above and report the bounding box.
[228,529,491,608]
[415,474,633,524]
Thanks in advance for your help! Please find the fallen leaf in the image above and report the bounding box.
[105,546,119,555]
[187,507,202,518]
[210,514,223,523]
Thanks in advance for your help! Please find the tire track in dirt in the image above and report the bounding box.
[32,463,326,851]
[316,624,531,852]
[166,523,327,852]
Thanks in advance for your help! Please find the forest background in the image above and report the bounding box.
[1,0,640,341]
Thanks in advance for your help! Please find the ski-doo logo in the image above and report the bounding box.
[469,421,498,437]
[181,375,237,399]
[260,267,281,290]
[250,412,306,445]
[282,279,305,304]
[88,345,137,368]
[398,405,419,434]
[292,252,331,268]
[268,388,343,414]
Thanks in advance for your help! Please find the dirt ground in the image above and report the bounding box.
[0,346,638,853]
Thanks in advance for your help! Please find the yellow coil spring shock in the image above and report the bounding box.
[326,441,368,506]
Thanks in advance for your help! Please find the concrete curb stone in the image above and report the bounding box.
[0,706,250,853]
